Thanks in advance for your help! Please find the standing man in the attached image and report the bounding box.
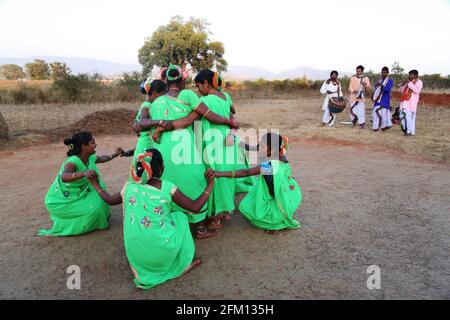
[320,70,343,127]
[348,65,371,129]
[372,67,394,131]
[399,70,423,136]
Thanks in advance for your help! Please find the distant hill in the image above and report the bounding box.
[224,65,352,81]
[0,56,352,80]
[0,56,141,77]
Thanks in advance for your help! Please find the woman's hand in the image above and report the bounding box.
[132,121,142,133]
[84,170,96,179]
[113,148,124,157]
[229,118,239,129]
[204,168,216,181]
[159,120,174,131]
[152,126,165,144]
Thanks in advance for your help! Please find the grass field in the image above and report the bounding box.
[1,94,449,163]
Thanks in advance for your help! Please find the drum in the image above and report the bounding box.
[328,97,347,113]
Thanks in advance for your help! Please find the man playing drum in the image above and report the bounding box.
[320,70,343,127]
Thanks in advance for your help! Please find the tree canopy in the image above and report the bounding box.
[138,16,227,76]
[25,59,50,80]
[50,62,71,80]
[0,64,25,80]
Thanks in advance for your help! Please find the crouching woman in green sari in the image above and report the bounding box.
[211,133,302,233]
[87,149,214,289]
[38,132,123,236]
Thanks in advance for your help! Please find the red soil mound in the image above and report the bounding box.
[33,109,136,143]
[391,92,450,107]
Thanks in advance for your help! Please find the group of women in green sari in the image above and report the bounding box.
[38,65,303,289]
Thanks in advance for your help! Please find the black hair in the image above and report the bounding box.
[63,131,93,157]
[409,69,419,76]
[194,69,222,87]
[356,65,365,72]
[149,80,167,95]
[160,67,168,81]
[167,68,183,85]
[261,132,283,156]
[330,70,338,77]
[140,80,147,95]
[382,66,389,73]
[135,148,164,179]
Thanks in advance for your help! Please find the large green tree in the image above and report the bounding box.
[25,59,50,80]
[138,16,227,75]
[0,64,25,80]
[50,61,71,80]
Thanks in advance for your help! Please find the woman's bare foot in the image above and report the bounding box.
[223,212,232,222]
[196,226,217,240]
[264,229,277,235]
[181,257,202,277]
[207,217,222,230]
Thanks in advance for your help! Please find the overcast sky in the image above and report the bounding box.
[1,0,449,74]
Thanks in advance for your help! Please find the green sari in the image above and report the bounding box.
[150,90,207,223]
[121,180,195,289]
[222,91,256,193]
[200,94,245,215]
[239,160,302,230]
[38,154,110,236]
[132,101,155,165]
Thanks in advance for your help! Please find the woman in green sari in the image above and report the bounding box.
[211,133,302,233]
[140,65,238,239]
[194,69,250,228]
[38,132,123,236]
[217,74,256,195]
[127,79,168,161]
[87,149,215,289]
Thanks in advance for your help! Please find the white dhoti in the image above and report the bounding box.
[385,108,393,128]
[401,109,416,135]
[322,108,336,126]
[350,101,365,125]
[373,107,392,130]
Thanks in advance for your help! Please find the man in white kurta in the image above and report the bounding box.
[320,70,343,127]
[348,65,371,129]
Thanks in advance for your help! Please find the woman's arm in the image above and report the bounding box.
[87,175,122,206]
[214,166,261,178]
[96,148,124,164]
[238,140,259,151]
[61,163,96,182]
[194,102,239,128]
[171,169,215,213]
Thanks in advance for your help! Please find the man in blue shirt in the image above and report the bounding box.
[372,66,394,131]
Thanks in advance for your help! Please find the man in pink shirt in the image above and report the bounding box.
[348,65,371,129]
[399,70,423,136]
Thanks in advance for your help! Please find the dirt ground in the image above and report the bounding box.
[0,133,449,299]
[1,95,449,299]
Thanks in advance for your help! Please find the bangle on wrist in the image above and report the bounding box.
[72,172,76,179]
[203,190,210,196]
